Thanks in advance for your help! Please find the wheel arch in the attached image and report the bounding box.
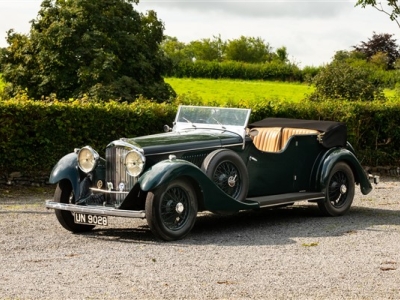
[49,152,81,197]
[317,148,372,195]
[138,158,258,212]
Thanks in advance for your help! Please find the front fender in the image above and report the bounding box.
[138,159,258,211]
[318,148,372,195]
[49,152,80,197]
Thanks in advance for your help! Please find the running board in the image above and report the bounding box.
[45,201,146,218]
[246,192,325,208]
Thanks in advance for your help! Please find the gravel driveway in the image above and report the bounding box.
[1,177,400,300]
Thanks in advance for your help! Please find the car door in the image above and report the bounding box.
[290,135,325,192]
[246,138,298,197]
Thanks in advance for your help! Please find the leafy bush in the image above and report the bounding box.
[309,61,385,101]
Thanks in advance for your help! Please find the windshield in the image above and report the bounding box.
[175,106,251,128]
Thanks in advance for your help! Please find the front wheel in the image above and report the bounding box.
[318,162,355,216]
[145,179,198,241]
[54,180,95,232]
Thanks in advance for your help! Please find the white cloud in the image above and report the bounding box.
[0,0,398,67]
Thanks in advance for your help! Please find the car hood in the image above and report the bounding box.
[119,129,243,155]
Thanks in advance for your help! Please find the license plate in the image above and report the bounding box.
[74,213,108,226]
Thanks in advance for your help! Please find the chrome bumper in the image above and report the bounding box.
[45,201,145,218]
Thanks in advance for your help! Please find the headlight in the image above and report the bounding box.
[125,150,145,177]
[77,146,99,173]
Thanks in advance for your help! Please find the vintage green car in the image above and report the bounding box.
[46,105,377,241]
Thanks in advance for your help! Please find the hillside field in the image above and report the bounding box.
[0,75,397,102]
[165,77,314,104]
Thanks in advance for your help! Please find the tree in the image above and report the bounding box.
[332,50,366,63]
[1,0,175,102]
[225,36,271,63]
[275,46,289,63]
[353,32,400,69]
[186,35,226,62]
[161,36,191,67]
[356,0,400,28]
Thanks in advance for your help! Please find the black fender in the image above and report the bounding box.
[317,148,372,195]
[49,152,81,197]
[138,159,258,212]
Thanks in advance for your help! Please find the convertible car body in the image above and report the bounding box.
[46,105,376,240]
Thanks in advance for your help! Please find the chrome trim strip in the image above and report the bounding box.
[45,201,145,218]
[258,197,324,208]
[144,143,244,156]
[107,140,144,154]
[90,188,129,194]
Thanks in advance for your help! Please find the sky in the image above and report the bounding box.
[0,0,398,67]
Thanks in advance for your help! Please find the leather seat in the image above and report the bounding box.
[252,127,282,152]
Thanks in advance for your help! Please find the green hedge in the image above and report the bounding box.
[1,95,400,177]
[170,60,308,82]
[0,96,176,175]
[169,60,400,87]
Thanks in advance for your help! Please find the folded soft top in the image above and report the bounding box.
[249,118,347,148]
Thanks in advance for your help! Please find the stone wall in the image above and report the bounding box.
[0,172,52,187]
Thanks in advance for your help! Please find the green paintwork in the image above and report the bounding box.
[49,152,80,197]
[124,129,242,156]
[318,148,372,195]
[138,158,259,211]
[246,135,324,196]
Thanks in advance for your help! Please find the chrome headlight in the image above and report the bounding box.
[125,150,145,177]
[77,146,99,173]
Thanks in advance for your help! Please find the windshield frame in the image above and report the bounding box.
[174,105,251,133]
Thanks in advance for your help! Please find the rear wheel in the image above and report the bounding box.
[145,179,198,241]
[54,180,95,232]
[318,162,355,216]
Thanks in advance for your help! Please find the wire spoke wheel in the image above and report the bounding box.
[146,179,198,241]
[160,186,190,231]
[212,161,241,199]
[54,179,95,232]
[318,162,355,216]
[328,171,349,208]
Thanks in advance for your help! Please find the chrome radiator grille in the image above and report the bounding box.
[106,146,136,205]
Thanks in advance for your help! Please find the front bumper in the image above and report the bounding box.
[45,201,145,218]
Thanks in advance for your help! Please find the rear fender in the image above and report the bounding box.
[317,148,372,195]
[49,152,80,197]
[138,159,258,212]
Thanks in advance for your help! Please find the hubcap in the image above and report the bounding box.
[212,161,241,199]
[228,175,237,187]
[160,186,190,231]
[175,202,184,214]
[340,184,347,195]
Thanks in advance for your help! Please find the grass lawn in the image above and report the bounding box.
[165,77,315,104]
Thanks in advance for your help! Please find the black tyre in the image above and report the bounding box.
[201,149,249,202]
[54,180,95,232]
[318,162,355,216]
[145,179,198,241]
